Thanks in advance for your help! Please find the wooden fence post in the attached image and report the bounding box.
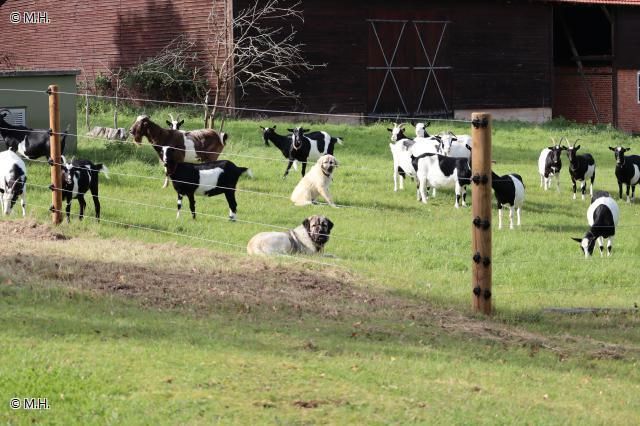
[471,112,492,315]
[48,84,62,225]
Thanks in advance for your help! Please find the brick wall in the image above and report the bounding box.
[0,0,229,94]
[553,66,613,124]
[617,69,640,134]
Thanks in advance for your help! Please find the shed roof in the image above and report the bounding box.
[0,70,81,77]
[541,0,640,5]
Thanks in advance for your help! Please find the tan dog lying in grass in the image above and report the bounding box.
[247,215,334,255]
[290,154,338,207]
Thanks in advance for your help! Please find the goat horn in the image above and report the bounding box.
[168,113,175,122]
[550,137,557,145]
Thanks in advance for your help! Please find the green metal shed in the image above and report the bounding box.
[0,70,79,153]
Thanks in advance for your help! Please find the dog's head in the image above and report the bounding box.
[303,215,334,249]
[317,154,338,176]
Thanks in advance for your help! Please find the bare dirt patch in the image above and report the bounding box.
[2,220,638,359]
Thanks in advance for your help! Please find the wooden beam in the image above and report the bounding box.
[560,13,601,124]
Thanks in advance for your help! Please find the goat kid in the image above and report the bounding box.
[0,150,27,216]
[61,158,109,223]
[0,109,67,161]
[491,172,525,229]
[572,191,619,258]
[566,142,596,200]
[608,146,640,203]
[129,115,226,188]
[162,146,251,221]
[286,126,343,177]
[538,140,567,191]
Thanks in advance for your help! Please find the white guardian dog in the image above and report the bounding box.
[290,154,339,207]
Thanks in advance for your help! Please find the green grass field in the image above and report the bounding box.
[1,106,639,424]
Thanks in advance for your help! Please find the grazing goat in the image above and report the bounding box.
[566,142,596,200]
[491,171,525,230]
[166,113,184,130]
[412,145,472,208]
[162,146,251,221]
[572,191,619,258]
[0,109,67,161]
[61,158,109,223]
[129,115,226,188]
[286,126,343,177]
[608,146,640,203]
[538,140,567,191]
[0,150,27,216]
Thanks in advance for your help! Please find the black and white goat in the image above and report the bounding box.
[0,149,27,216]
[166,113,184,130]
[572,191,619,258]
[491,171,525,230]
[538,139,567,191]
[286,126,343,177]
[566,142,596,200]
[411,145,472,208]
[608,146,640,203]
[61,158,109,223]
[162,146,252,221]
[0,109,67,161]
[439,132,472,160]
[260,125,299,176]
[387,122,431,142]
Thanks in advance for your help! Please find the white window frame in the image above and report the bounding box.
[637,71,640,104]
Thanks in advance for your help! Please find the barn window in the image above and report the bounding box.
[0,107,26,126]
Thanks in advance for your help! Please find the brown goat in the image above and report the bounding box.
[129,115,227,187]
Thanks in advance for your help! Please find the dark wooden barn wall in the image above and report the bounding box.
[615,7,640,69]
[235,0,553,115]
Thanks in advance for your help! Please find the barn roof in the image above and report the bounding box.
[540,0,640,5]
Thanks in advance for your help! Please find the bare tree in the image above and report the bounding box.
[205,0,323,130]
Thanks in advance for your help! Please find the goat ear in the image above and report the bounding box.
[166,120,172,126]
[387,128,393,132]
[302,128,310,133]
[575,144,580,150]
[625,147,631,152]
[178,120,184,126]
[287,128,294,133]
[571,237,583,243]
[302,217,311,232]
[425,121,431,127]
[608,146,616,151]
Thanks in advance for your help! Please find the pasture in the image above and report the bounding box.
[2,107,639,424]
